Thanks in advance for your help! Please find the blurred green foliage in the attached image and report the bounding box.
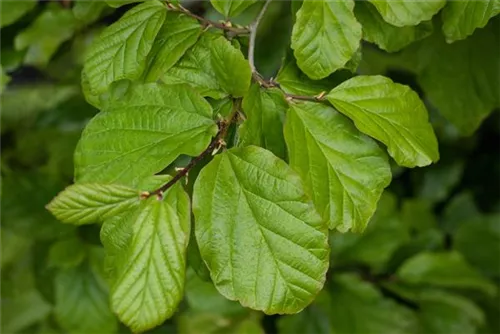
[1,1,499,333]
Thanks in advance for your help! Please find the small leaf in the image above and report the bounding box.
[0,0,36,28]
[0,65,11,94]
[368,0,446,27]
[46,184,140,225]
[275,53,352,96]
[48,237,86,269]
[84,0,166,94]
[14,6,77,67]
[143,12,202,82]
[442,0,500,42]
[291,0,361,79]
[355,2,434,52]
[105,0,143,8]
[327,75,439,167]
[193,146,329,314]
[163,32,252,98]
[211,0,258,17]
[75,83,217,186]
[397,251,497,296]
[285,102,391,232]
[103,182,190,332]
[238,84,287,159]
[455,214,500,277]
[328,274,418,333]
[55,247,118,334]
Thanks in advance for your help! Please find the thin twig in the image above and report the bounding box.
[145,101,241,199]
[166,2,250,35]
[248,0,272,73]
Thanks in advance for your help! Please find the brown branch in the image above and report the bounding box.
[145,101,241,199]
[166,2,250,35]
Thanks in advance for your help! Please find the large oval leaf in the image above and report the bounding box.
[291,0,361,80]
[284,102,391,232]
[368,0,445,27]
[193,146,329,314]
[327,75,439,167]
[75,83,218,186]
[101,182,190,332]
[84,0,166,94]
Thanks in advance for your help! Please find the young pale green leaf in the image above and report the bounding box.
[285,102,391,232]
[143,12,202,82]
[73,0,108,26]
[327,75,439,167]
[55,247,118,334]
[397,251,497,296]
[103,183,190,332]
[291,0,361,79]
[193,146,329,314]
[75,83,218,186]
[46,183,140,225]
[163,32,251,98]
[0,0,36,28]
[355,2,434,52]
[84,0,166,94]
[368,0,446,27]
[211,0,258,17]
[238,84,287,159]
[275,53,352,96]
[442,0,500,42]
[14,6,76,67]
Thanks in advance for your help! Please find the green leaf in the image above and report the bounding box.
[275,53,352,96]
[367,0,446,27]
[397,251,497,296]
[0,0,36,28]
[14,5,77,67]
[442,0,500,42]
[193,146,329,314]
[46,184,140,225]
[442,192,480,233]
[84,0,166,94]
[415,24,499,134]
[355,2,434,52]
[291,0,361,79]
[211,0,258,17]
[105,0,143,8]
[1,228,31,268]
[0,65,11,94]
[48,237,86,269]
[328,274,418,333]
[327,75,439,167]
[455,214,500,277]
[178,312,263,334]
[163,32,252,98]
[73,0,108,26]
[103,182,190,332]
[238,84,287,159]
[74,83,217,186]
[185,269,246,316]
[285,102,391,232]
[55,247,118,334]
[415,161,464,204]
[277,292,332,334]
[330,192,409,271]
[143,12,201,82]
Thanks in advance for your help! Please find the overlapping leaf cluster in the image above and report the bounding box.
[1,0,499,333]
